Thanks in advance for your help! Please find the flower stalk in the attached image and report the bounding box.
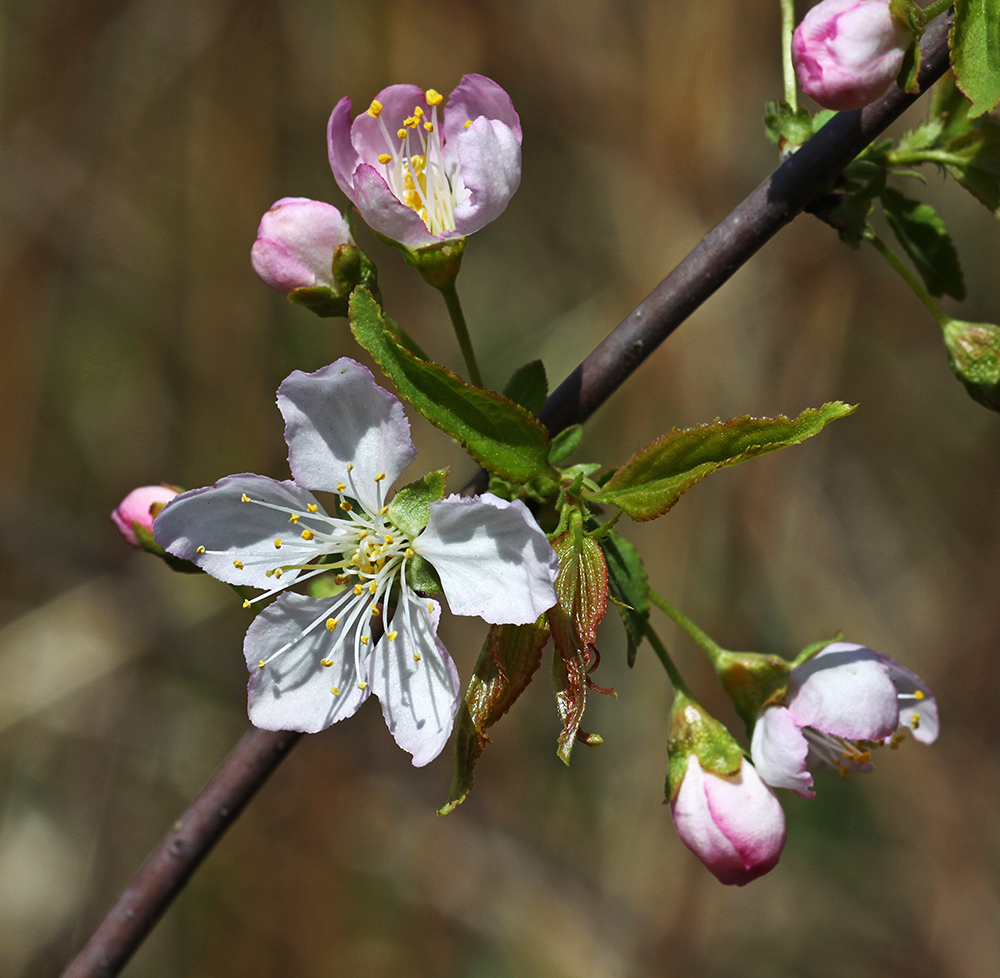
[780,0,800,112]
[439,279,484,387]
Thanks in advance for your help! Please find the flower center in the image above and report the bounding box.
[801,727,876,779]
[368,89,459,236]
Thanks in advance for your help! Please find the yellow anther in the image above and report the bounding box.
[258,659,265,669]
[354,584,364,595]
[414,105,424,118]
[911,714,920,729]
[340,501,352,512]
[397,127,407,138]
[860,751,871,763]
[301,529,314,541]
[321,658,333,667]
[424,122,434,132]
[307,504,319,513]
[839,767,849,779]
[914,689,925,700]
[425,89,443,106]
[413,653,421,662]
[274,568,283,579]
[242,599,251,609]
[265,569,274,578]
[274,538,282,549]
[331,686,341,696]
[289,514,300,523]
[369,580,378,594]
[370,604,380,615]
[241,493,251,502]
[326,618,339,631]
[387,630,398,641]
[361,636,369,646]
[464,119,473,129]
[233,559,244,570]
[405,548,415,558]
[374,472,386,482]
[367,99,383,118]
[404,115,419,128]
[380,506,389,515]
[357,681,368,691]
[427,602,434,613]
[196,546,206,554]
[347,463,354,472]
[335,575,347,585]
[377,153,392,164]
[351,553,362,566]
[337,482,346,492]
[384,534,394,544]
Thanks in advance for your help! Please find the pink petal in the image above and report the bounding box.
[451,118,522,238]
[750,706,815,798]
[327,97,361,204]
[349,84,427,170]
[351,163,441,249]
[442,73,522,145]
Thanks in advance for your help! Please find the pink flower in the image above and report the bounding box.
[671,754,787,886]
[751,642,938,797]
[327,75,522,250]
[111,485,179,547]
[251,197,353,294]
[792,0,912,111]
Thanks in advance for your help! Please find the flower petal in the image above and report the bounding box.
[349,83,427,168]
[350,163,441,249]
[671,755,786,886]
[750,706,815,797]
[876,652,939,744]
[787,642,899,741]
[277,358,416,512]
[442,74,522,145]
[327,97,361,204]
[369,592,460,766]
[414,493,559,625]
[244,592,370,733]
[451,118,521,237]
[153,474,323,588]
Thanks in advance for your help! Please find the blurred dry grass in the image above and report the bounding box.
[2,0,1000,976]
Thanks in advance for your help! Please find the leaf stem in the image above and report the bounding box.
[648,588,728,669]
[439,280,484,388]
[780,0,799,112]
[643,621,692,695]
[921,0,952,22]
[865,230,949,327]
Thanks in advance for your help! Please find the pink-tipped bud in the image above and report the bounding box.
[792,0,912,111]
[111,485,179,547]
[250,197,353,294]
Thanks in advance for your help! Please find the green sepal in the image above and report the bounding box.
[951,0,1000,118]
[881,187,966,299]
[592,403,856,522]
[288,244,380,318]
[897,39,923,95]
[349,287,556,483]
[791,634,843,667]
[438,617,551,815]
[387,468,448,537]
[405,554,443,595]
[764,100,815,150]
[308,573,347,600]
[942,318,1000,412]
[131,522,202,574]
[502,360,548,415]
[666,691,744,801]
[376,232,466,290]
[712,650,792,733]
[548,425,583,465]
[598,529,649,667]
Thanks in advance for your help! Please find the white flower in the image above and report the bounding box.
[154,358,559,766]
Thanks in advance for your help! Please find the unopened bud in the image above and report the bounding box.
[111,485,179,547]
[942,318,1000,413]
[792,0,914,111]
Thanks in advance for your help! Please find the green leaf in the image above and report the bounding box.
[349,288,555,483]
[593,403,856,521]
[548,425,583,465]
[881,187,966,299]
[438,618,550,815]
[764,100,814,149]
[502,360,548,415]
[944,122,1000,215]
[951,0,1000,118]
[599,530,649,667]
[387,468,447,537]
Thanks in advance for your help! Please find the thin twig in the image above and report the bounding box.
[61,14,952,976]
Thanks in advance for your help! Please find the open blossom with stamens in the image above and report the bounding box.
[328,75,521,250]
[154,358,558,766]
[750,642,938,797]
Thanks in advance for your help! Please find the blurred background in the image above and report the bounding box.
[2,0,999,975]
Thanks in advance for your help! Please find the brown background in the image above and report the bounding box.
[1,1,999,975]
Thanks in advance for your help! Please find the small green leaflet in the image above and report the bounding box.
[387,469,447,537]
[951,0,1000,118]
[599,530,649,667]
[881,188,966,299]
[502,359,548,415]
[349,288,555,483]
[592,403,856,521]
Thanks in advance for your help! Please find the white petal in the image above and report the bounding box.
[244,592,370,733]
[413,493,559,625]
[277,358,416,513]
[876,652,939,744]
[750,706,814,797]
[153,474,323,588]
[369,592,460,767]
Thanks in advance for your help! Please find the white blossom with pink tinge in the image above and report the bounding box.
[154,358,558,766]
[751,642,938,797]
[327,75,522,250]
[111,485,179,547]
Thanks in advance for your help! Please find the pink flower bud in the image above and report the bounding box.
[111,485,179,547]
[671,755,786,885]
[792,0,912,111]
[251,197,353,294]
